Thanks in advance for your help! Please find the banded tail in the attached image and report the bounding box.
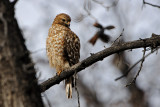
[65,77,73,99]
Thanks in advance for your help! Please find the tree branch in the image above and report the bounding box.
[126,48,146,87]
[143,0,160,8]
[39,35,160,92]
[115,47,159,81]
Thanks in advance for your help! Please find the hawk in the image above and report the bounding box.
[46,13,80,99]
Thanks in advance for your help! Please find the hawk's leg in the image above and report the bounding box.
[57,70,62,75]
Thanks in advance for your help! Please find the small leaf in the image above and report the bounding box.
[104,25,115,30]
[89,33,99,45]
[93,22,103,28]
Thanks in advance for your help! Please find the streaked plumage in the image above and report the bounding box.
[46,13,80,98]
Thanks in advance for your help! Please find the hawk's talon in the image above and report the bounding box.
[57,70,62,76]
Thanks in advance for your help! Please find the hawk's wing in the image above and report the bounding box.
[64,30,80,66]
[46,27,55,67]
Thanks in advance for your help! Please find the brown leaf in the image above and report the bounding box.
[99,34,110,43]
[104,25,115,30]
[93,22,103,28]
[89,33,99,45]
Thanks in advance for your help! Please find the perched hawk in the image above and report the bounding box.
[46,13,80,98]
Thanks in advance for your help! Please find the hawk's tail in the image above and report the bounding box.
[65,77,73,99]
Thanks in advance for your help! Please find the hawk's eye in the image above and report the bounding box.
[62,19,65,22]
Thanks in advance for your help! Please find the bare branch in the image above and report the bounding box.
[126,48,146,87]
[143,0,160,8]
[84,0,97,21]
[78,79,104,107]
[39,35,160,92]
[31,48,46,54]
[92,0,119,10]
[115,47,159,81]
[111,29,124,46]
[42,93,52,107]
[75,81,80,107]
[74,73,80,107]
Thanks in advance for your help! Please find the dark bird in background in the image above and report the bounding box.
[89,22,115,45]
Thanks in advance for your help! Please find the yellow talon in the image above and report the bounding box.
[57,70,62,75]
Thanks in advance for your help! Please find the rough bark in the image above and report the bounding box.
[0,0,44,107]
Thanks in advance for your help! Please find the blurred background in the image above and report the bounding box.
[15,0,160,107]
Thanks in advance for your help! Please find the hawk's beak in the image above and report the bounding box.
[66,21,70,27]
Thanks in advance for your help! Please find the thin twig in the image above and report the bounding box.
[84,0,97,21]
[39,36,160,92]
[75,78,80,107]
[80,0,119,22]
[143,0,160,8]
[92,0,119,10]
[78,79,104,107]
[31,48,46,54]
[125,48,146,87]
[115,47,160,81]
[42,93,52,107]
[92,0,108,9]
[111,29,124,46]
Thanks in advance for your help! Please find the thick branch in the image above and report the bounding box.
[40,35,160,92]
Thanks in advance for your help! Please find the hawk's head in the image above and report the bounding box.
[53,13,71,28]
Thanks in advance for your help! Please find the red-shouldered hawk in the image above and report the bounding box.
[46,13,80,99]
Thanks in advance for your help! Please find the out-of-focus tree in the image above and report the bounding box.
[0,0,43,107]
